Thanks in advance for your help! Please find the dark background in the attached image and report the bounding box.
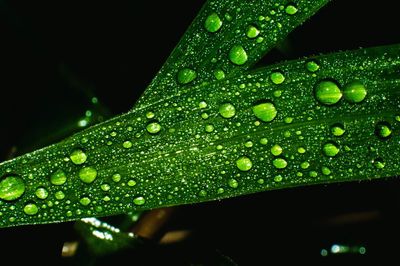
[1,0,400,265]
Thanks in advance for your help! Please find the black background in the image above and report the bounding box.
[1,0,400,265]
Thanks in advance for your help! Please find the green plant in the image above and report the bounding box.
[1,0,399,264]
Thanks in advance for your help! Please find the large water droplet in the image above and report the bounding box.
[204,13,222,33]
[252,102,277,122]
[343,81,367,103]
[133,196,146,206]
[285,3,298,15]
[219,103,236,118]
[50,169,67,185]
[229,45,248,65]
[323,142,340,157]
[35,187,49,200]
[273,158,287,169]
[70,149,87,165]
[23,203,38,215]
[270,71,285,84]
[315,80,342,105]
[331,123,345,137]
[177,68,197,84]
[0,175,26,201]
[146,122,161,134]
[375,122,392,139]
[246,25,260,38]
[79,167,98,183]
[236,156,252,171]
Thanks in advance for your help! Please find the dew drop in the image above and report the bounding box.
[306,60,320,72]
[270,71,285,84]
[343,81,367,103]
[177,68,197,84]
[128,180,137,187]
[217,188,224,194]
[205,124,214,133]
[101,183,111,191]
[70,149,87,165]
[123,141,133,149]
[80,197,91,206]
[214,69,225,80]
[321,166,331,175]
[271,144,283,156]
[273,158,287,169]
[201,113,209,119]
[252,102,277,122]
[133,196,146,206]
[315,80,342,105]
[285,4,298,15]
[199,101,208,109]
[79,167,98,184]
[112,173,121,183]
[374,158,385,169]
[35,187,49,200]
[323,142,340,157]
[331,123,345,137]
[229,45,248,65]
[228,178,238,188]
[375,122,392,139]
[50,169,67,185]
[219,103,236,118]
[146,122,161,134]
[23,203,38,216]
[146,111,155,119]
[55,191,65,200]
[244,140,253,148]
[204,13,222,33]
[297,147,306,154]
[259,138,268,145]
[236,156,252,171]
[274,175,283,182]
[300,161,310,169]
[246,25,260,38]
[0,175,26,201]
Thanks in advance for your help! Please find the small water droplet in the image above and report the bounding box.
[297,147,306,154]
[321,166,331,175]
[201,113,209,119]
[177,68,197,84]
[246,25,260,38]
[343,81,367,103]
[244,140,253,148]
[274,175,283,182]
[214,69,225,80]
[229,45,248,65]
[331,123,345,137]
[35,187,49,199]
[55,191,65,200]
[101,183,110,191]
[273,158,287,169]
[257,178,264,184]
[252,101,277,122]
[259,138,268,145]
[23,203,38,215]
[0,175,26,201]
[374,158,385,169]
[270,71,285,84]
[323,142,340,157]
[309,171,318,178]
[236,156,253,171]
[284,117,293,124]
[306,60,320,72]
[219,103,236,118]
[123,140,133,149]
[198,190,207,197]
[285,3,298,15]
[217,188,224,194]
[146,111,155,119]
[133,196,146,206]
[112,173,121,182]
[128,180,137,187]
[228,178,238,188]
[199,101,208,109]
[204,13,222,32]
[205,124,214,133]
[375,121,392,139]
[70,149,87,165]
[147,122,161,134]
[50,169,67,185]
[79,167,98,184]
[301,161,310,169]
[271,144,283,156]
[315,80,342,105]
[80,197,91,206]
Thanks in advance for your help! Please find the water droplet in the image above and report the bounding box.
[146,111,155,119]
[128,180,137,187]
[306,60,320,72]
[331,123,345,137]
[70,149,87,165]
[274,175,283,182]
[55,191,65,200]
[50,169,67,185]
[205,124,214,133]
[133,196,146,206]
[375,121,392,139]
[301,161,310,169]
[80,197,91,206]
[112,173,121,182]
[0,175,26,201]
[177,68,197,84]
[321,166,331,175]
[343,81,367,103]
[245,140,253,148]
[297,147,306,154]
[219,103,236,118]
[285,4,298,15]
[123,140,133,149]
[217,188,224,194]
[228,178,238,188]
[204,13,222,33]
[374,158,385,169]
[323,142,340,157]
[101,183,110,191]
[23,203,38,215]
[246,25,260,38]
[257,178,264,184]
[271,144,283,156]
[270,71,285,84]
[315,80,342,105]
[284,117,293,124]
[252,102,277,122]
[309,171,318,178]
[229,45,248,65]
[147,122,161,134]
[214,69,225,80]
[260,138,268,145]
[273,158,287,169]
[199,101,207,109]
[79,167,98,184]
[201,113,209,119]
[35,187,49,199]
[236,156,253,171]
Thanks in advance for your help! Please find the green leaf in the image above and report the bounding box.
[1,44,399,227]
[135,0,331,108]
